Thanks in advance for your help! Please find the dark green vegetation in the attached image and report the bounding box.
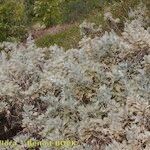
[0,0,26,42]
[34,0,102,27]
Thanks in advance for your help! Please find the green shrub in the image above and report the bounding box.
[34,0,63,27]
[24,0,35,25]
[0,0,27,42]
[33,0,103,27]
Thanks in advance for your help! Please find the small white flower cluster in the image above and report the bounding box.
[0,4,149,150]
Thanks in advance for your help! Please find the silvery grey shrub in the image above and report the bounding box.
[0,3,149,150]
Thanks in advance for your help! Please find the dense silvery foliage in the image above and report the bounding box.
[0,4,149,150]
